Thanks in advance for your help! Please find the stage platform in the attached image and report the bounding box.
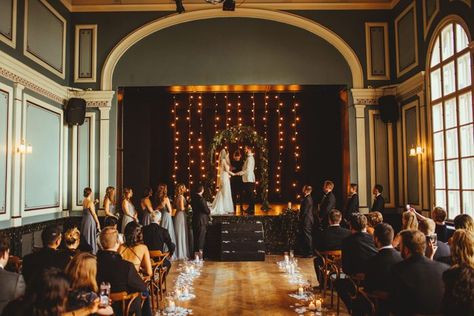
[205,204,300,256]
[219,203,300,217]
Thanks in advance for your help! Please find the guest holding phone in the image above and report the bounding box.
[65,252,113,315]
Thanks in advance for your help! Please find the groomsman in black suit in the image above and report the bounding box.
[343,183,359,221]
[371,184,385,213]
[298,185,314,257]
[190,184,211,255]
[318,180,336,228]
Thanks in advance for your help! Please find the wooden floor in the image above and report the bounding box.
[168,256,349,315]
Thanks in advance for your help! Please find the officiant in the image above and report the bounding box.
[231,149,244,213]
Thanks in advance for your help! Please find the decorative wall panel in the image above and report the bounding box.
[24,100,61,211]
[0,90,8,214]
[0,0,16,47]
[365,23,390,80]
[24,0,66,78]
[395,2,419,77]
[74,25,97,83]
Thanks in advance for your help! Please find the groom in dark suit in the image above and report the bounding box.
[191,184,211,254]
[299,185,314,257]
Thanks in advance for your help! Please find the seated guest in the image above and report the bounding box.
[453,214,474,233]
[336,214,377,312]
[318,180,336,228]
[392,211,418,248]
[442,229,474,315]
[0,234,25,314]
[298,185,314,257]
[96,227,148,316]
[313,209,351,285]
[22,225,70,285]
[118,222,152,278]
[342,214,377,275]
[65,252,113,315]
[418,218,450,262]
[410,206,449,243]
[366,211,383,235]
[63,227,81,259]
[432,207,449,243]
[390,230,449,315]
[317,209,351,251]
[343,183,359,222]
[370,184,385,213]
[2,267,70,316]
[101,216,125,247]
[364,223,402,292]
[143,212,175,272]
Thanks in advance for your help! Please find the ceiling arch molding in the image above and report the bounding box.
[101,8,364,90]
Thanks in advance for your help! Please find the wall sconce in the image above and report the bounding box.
[17,140,33,154]
[409,145,423,157]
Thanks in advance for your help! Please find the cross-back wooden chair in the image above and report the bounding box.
[149,250,170,309]
[110,291,141,316]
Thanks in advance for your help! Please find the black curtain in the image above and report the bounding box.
[122,86,346,208]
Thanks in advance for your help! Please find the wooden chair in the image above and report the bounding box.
[149,250,170,309]
[110,291,141,316]
[315,249,345,314]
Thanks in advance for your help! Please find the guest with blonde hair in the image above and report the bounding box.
[121,188,137,234]
[393,210,418,248]
[174,183,190,260]
[155,184,176,257]
[442,229,474,315]
[63,227,81,258]
[65,252,114,314]
[103,186,117,219]
[366,211,383,235]
[419,218,450,262]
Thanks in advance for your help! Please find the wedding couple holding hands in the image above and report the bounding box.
[211,145,256,215]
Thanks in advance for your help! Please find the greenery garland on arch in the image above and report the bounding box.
[207,125,270,210]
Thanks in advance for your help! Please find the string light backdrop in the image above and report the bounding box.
[170,91,302,202]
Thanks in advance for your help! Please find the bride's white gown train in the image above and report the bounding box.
[211,158,234,215]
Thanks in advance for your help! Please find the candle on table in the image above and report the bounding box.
[284,254,289,263]
[288,202,292,210]
[298,286,304,296]
[308,301,316,311]
[168,298,176,311]
[195,254,200,262]
[315,299,322,311]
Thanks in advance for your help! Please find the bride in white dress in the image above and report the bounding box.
[211,149,235,215]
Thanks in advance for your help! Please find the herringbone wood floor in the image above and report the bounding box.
[168,256,349,315]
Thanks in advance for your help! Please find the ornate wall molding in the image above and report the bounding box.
[351,88,387,105]
[396,71,425,100]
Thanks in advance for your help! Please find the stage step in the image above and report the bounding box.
[205,221,266,261]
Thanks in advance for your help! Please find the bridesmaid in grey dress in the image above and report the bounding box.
[103,186,118,220]
[121,187,138,234]
[81,187,101,254]
[140,187,155,226]
[174,184,190,260]
[156,184,177,259]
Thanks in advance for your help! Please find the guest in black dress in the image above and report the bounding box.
[140,187,155,226]
[231,149,244,213]
[442,229,474,316]
[81,188,101,255]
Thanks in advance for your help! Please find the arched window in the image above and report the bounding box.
[430,21,473,218]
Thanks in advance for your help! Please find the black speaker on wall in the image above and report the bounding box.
[66,98,86,125]
[378,95,399,123]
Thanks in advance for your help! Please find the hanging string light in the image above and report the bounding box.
[226,94,231,128]
[264,92,269,143]
[171,95,179,185]
[276,94,283,194]
[198,94,206,180]
[237,94,242,127]
[251,93,256,130]
[214,94,219,137]
[292,94,300,198]
[188,95,193,188]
